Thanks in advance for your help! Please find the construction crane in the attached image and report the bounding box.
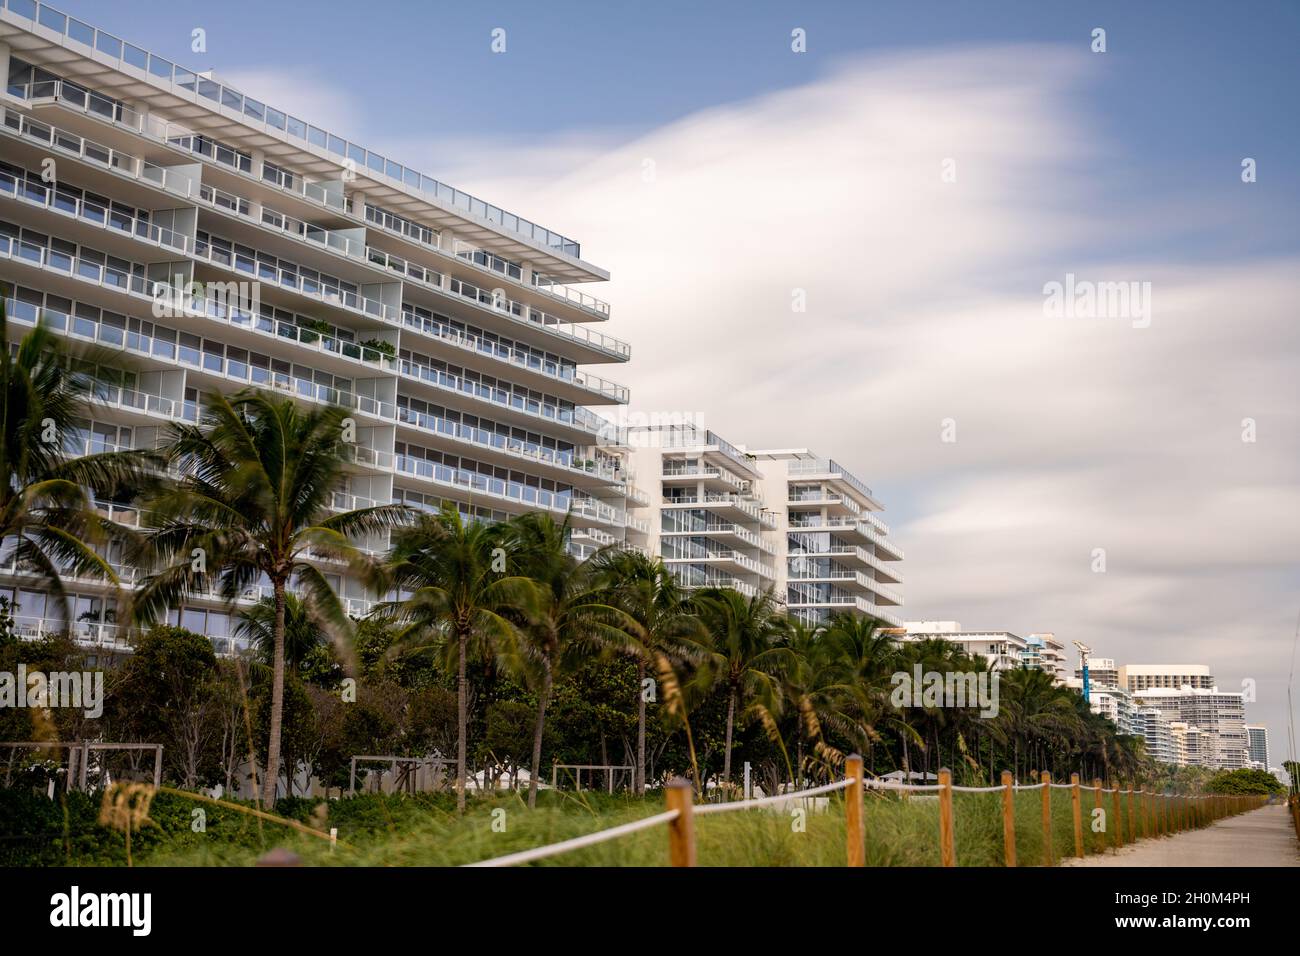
[1073,641,1092,703]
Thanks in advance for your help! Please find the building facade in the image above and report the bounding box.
[900,622,1027,672]
[1246,725,1269,770]
[627,423,778,599]
[1073,656,1120,690]
[629,428,904,624]
[1132,687,1250,771]
[0,5,648,656]
[1120,664,1214,693]
[748,450,903,626]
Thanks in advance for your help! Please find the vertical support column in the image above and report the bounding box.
[153,746,163,790]
[1001,770,1017,868]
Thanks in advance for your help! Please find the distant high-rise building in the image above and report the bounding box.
[1023,633,1068,683]
[1135,706,1176,763]
[1120,664,1214,693]
[1246,725,1269,769]
[1074,656,1120,690]
[1133,687,1249,770]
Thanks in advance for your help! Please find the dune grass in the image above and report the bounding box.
[6,782,1197,867]
[142,785,1167,867]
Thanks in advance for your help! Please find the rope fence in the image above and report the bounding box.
[465,758,1270,867]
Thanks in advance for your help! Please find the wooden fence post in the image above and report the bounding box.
[1040,771,1053,866]
[938,768,955,868]
[665,777,695,867]
[1070,773,1084,859]
[845,754,864,867]
[1093,778,1103,851]
[1110,781,1123,850]
[1001,770,1016,867]
[1126,786,1135,842]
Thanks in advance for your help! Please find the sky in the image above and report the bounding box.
[46,0,1300,759]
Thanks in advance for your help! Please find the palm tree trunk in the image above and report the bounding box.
[527,658,553,809]
[260,578,287,808]
[456,624,469,813]
[636,659,647,796]
[723,688,737,789]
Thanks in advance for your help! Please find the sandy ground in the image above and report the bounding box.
[1062,803,1299,867]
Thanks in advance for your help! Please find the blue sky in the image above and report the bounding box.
[34,0,1300,753]
[47,0,1300,260]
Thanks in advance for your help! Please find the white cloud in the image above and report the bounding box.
[237,47,1300,752]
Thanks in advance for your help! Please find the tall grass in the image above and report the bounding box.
[8,783,1189,867]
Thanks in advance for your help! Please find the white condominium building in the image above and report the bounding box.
[901,622,1026,672]
[0,4,647,655]
[1135,706,1176,764]
[628,430,904,623]
[1023,633,1067,683]
[628,423,779,599]
[748,450,903,627]
[1120,664,1214,693]
[1132,687,1249,770]
[1088,686,1140,736]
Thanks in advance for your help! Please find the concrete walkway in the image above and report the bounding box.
[1064,804,1300,867]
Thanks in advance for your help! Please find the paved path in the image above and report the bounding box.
[1064,804,1299,867]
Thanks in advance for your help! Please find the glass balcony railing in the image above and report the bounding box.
[396,404,619,482]
[397,358,606,436]
[1,10,583,258]
[0,166,191,252]
[398,311,626,403]
[0,105,629,370]
[788,457,875,500]
[0,234,399,375]
[192,237,401,324]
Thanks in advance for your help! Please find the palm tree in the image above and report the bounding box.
[380,505,536,812]
[504,513,638,808]
[818,612,905,774]
[134,389,408,807]
[235,591,327,671]
[690,587,794,791]
[0,296,155,622]
[593,549,702,794]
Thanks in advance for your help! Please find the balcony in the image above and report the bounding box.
[663,493,775,527]
[0,162,191,253]
[0,239,401,382]
[397,357,606,440]
[788,457,876,502]
[661,463,748,493]
[192,235,401,326]
[196,180,367,261]
[664,550,775,580]
[395,404,621,487]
